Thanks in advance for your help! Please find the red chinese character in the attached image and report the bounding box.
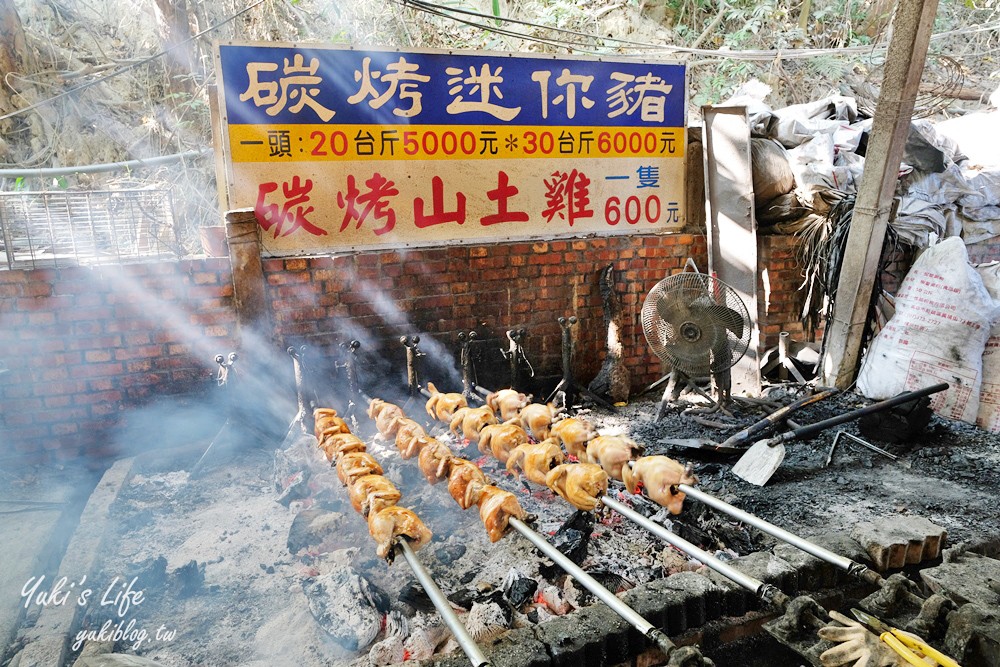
[541,169,594,225]
[481,171,528,226]
[336,173,399,236]
[254,176,327,238]
[414,176,466,228]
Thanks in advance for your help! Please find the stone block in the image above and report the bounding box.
[851,516,947,571]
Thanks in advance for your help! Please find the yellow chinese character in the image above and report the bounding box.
[347,56,430,117]
[532,69,595,120]
[607,72,673,122]
[445,64,521,121]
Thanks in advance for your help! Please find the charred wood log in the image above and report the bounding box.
[588,263,630,404]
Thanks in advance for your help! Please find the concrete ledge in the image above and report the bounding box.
[13,459,135,667]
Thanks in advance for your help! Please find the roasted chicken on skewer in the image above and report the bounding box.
[349,474,402,516]
[518,402,562,441]
[399,433,432,460]
[369,399,405,436]
[417,438,454,484]
[336,451,383,486]
[319,432,367,461]
[585,435,645,481]
[477,422,531,463]
[549,417,598,460]
[449,406,499,444]
[622,456,698,515]
[387,416,427,453]
[313,408,342,438]
[446,458,488,509]
[367,505,432,561]
[545,463,609,511]
[485,388,530,422]
[476,485,528,542]
[506,439,566,486]
[425,382,468,422]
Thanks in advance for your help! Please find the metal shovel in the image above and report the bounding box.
[731,382,949,486]
[662,388,839,453]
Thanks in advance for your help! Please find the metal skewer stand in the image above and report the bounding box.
[400,335,424,400]
[545,316,615,410]
[507,517,709,663]
[395,538,492,667]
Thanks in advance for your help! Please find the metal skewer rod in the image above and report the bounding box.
[507,517,679,657]
[678,484,884,587]
[599,495,790,608]
[396,539,491,667]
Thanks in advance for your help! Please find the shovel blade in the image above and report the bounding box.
[731,439,785,486]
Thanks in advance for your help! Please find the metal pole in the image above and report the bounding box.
[508,517,678,657]
[397,539,491,667]
[600,496,788,607]
[678,484,883,586]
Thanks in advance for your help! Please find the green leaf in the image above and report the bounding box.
[14,176,24,190]
[492,0,501,25]
[55,176,68,189]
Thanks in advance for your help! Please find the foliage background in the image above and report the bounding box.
[0,0,998,251]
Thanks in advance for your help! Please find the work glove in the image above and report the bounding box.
[817,611,908,667]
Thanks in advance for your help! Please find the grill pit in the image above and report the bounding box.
[13,387,1000,667]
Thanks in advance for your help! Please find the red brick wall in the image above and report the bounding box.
[6,231,990,464]
[0,260,236,463]
[262,234,708,395]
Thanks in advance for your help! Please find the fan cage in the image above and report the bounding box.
[640,272,752,376]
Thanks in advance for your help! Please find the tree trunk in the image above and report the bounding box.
[153,0,196,95]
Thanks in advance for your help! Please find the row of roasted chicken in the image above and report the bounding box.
[425,384,698,516]
[311,384,699,561]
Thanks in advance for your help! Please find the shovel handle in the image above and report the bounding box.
[720,388,839,448]
[780,383,949,443]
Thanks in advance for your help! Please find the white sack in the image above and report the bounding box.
[857,236,998,424]
[975,262,1000,432]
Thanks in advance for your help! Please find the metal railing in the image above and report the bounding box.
[0,189,183,269]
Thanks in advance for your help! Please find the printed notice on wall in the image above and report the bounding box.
[213,43,687,256]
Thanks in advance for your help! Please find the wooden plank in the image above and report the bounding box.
[226,209,273,346]
[820,0,940,389]
[702,106,762,397]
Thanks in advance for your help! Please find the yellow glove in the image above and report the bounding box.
[818,611,909,667]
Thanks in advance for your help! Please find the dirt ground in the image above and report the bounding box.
[79,386,1000,667]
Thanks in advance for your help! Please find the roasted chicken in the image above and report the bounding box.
[476,485,528,542]
[319,432,366,461]
[349,474,401,516]
[545,463,608,511]
[622,456,698,515]
[477,422,530,463]
[585,434,645,481]
[417,438,453,484]
[368,399,405,436]
[336,451,383,486]
[449,405,499,444]
[389,417,427,453]
[549,417,599,460]
[399,433,433,460]
[485,388,530,421]
[505,439,566,485]
[313,408,341,438]
[317,419,351,441]
[519,402,562,441]
[446,458,488,509]
[367,505,432,560]
[425,382,468,422]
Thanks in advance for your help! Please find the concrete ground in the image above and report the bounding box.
[0,465,98,663]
